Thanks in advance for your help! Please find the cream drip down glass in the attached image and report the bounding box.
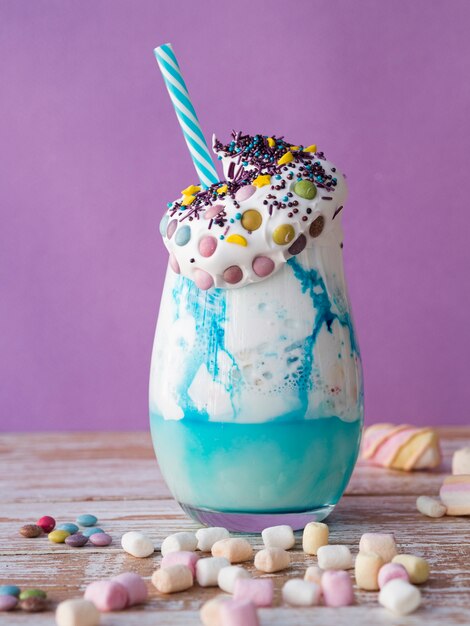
[149,133,363,531]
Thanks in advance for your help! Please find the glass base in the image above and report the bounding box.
[179,502,335,533]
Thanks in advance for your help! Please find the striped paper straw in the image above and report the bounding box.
[154,43,219,189]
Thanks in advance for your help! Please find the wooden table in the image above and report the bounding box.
[1,428,469,625]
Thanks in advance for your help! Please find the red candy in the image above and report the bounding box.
[37,516,56,533]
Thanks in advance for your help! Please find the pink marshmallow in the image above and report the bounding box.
[321,570,354,607]
[220,598,259,626]
[378,563,410,589]
[161,550,200,577]
[233,578,273,608]
[84,580,128,612]
[111,572,148,606]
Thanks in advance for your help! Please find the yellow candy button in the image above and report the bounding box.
[226,234,248,247]
[277,151,294,165]
[272,224,295,245]
[241,209,262,232]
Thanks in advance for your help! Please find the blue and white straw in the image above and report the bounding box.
[154,43,219,189]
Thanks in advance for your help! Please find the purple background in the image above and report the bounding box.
[1,0,469,432]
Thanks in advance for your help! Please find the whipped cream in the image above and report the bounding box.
[159,132,347,290]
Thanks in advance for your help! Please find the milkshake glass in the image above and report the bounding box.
[149,133,363,531]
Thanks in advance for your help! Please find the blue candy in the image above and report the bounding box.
[76,514,98,527]
[57,523,79,534]
[82,527,104,537]
[175,225,191,247]
[0,585,20,597]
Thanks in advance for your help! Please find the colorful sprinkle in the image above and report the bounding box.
[241,209,262,232]
[226,234,248,247]
[272,224,295,245]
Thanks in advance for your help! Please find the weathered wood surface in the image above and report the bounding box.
[0,428,469,625]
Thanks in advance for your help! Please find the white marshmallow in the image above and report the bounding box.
[217,565,250,593]
[359,533,397,563]
[196,527,230,552]
[151,564,193,593]
[121,531,154,558]
[282,579,321,606]
[161,532,197,556]
[261,525,295,550]
[254,547,290,573]
[196,557,230,587]
[452,447,470,474]
[379,579,422,615]
[317,545,353,570]
[55,599,100,626]
[416,496,447,518]
[304,565,323,584]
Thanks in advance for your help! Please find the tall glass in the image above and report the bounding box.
[149,238,363,531]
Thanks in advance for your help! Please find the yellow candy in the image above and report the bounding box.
[241,209,262,232]
[48,530,70,543]
[277,151,294,165]
[181,184,201,196]
[267,137,275,147]
[226,234,248,247]
[272,224,295,245]
[290,145,300,151]
[252,175,271,188]
[182,195,195,206]
[217,185,228,195]
[304,144,317,153]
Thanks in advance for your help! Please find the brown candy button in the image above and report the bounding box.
[223,266,243,284]
[288,234,307,256]
[309,215,325,238]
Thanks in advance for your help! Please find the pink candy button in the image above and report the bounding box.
[199,236,218,258]
[169,253,180,274]
[252,256,275,278]
[166,219,177,239]
[194,269,214,291]
[204,204,224,220]
[223,266,243,284]
[235,185,256,202]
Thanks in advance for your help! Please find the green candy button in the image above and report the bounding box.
[294,180,317,200]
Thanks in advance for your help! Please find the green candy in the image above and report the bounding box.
[19,589,47,600]
[294,180,317,200]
